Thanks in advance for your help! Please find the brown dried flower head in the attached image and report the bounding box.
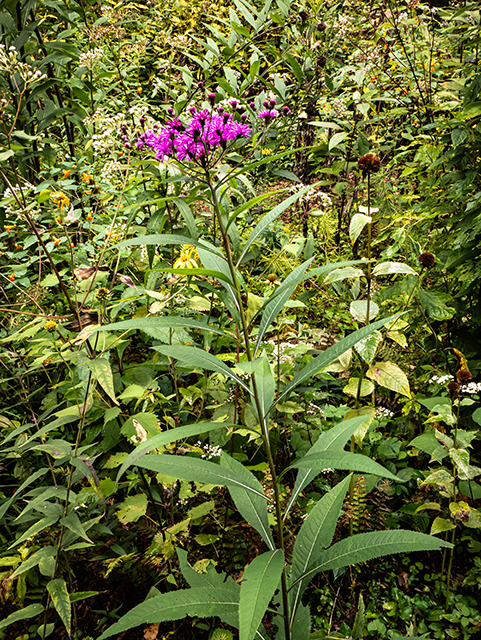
[418,252,435,268]
[267,273,279,283]
[456,368,472,383]
[358,154,381,176]
[447,380,460,393]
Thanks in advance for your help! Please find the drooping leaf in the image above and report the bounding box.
[116,421,234,484]
[239,550,284,640]
[366,362,411,398]
[329,132,348,151]
[220,454,274,550]
[47,579,71,634]
[290,451,401,482]
[0,468,48,519]
[154,345,252,396]
[97,587,240,639]
[10,546,56,579]
[172,197,198,239]
[290,531,452,591]
[8,516,60,549]
[61,511,93,543]
[349,213,371,243]
[290,476,351,618]
[92,316,232,340]
[0,603,44,631]
[137,455,267,500]
[324,267,364,284]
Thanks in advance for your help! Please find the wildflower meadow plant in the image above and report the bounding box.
[92,96,451,640]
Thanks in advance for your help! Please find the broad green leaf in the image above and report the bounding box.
[354,330,382,364]
[450,448,481,480]
[97,586,240,639]
[8,516,59,549]
[430,517,455,536]
[138,455,268,500]
[290,451,401,482]
[329,132,348,151]
[153,345,252,395]
[366,361,411,398]
[47,579,71,634]
[240,550,284,640]
[117,494,148,524]
[92,316,232,340]
[220,454,274,550]
[372,262,417,276]
[61,511,93,543]
[285,416,367,518]
[343,377,374,397]
[276,315,400,407]
[324,267,364,284]
[0,603,44,631]
[116,234,223,256]
[116,421,233,484]
[238,183,322,265]
[290,476,351,618]
[350,300,379,323]
[87,357,117,404]
[349,213,371,243]
[417,290,455,321]
[387,330,407,348]
[290,530,451,591]
[0,149,14,162]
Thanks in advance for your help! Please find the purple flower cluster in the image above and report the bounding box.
[137,106,251,162]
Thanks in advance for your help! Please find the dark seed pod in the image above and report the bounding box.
[358,153,381,176]
[418,252,435,268]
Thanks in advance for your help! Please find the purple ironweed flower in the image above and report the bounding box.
[167,107,174,115]
[249,102,255,109]
[198,81,204,88]
[139,117,145,124]
[241,114,248,121]
[263,100,269,108]
[258,109,278,122]
[138,108,251,162]
[229,99,238,111]
[282,106,290,115]
[208,93,216,105]
[269,99,276,107]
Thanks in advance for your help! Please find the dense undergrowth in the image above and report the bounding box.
[1,0,481,639]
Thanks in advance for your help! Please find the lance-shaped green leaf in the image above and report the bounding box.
[372,262,417,276]
[197,247,240,309]
[87,358,117,404]
[153,345,252,396]
[137,455,268,500]
[92,316,232,341]
[284,416,367,518]
[11,546,56,579]
[97,586,240,640]
[116,234,223,256]
[116,421,232,484]
[47,579,71,634]
[237,353,275,422]
[154,267,234,286]
[226,190,280,231]
[220,454,274,550]
[290,530,452,592]
[290,476,351,623]
[240,550,284,640]
[290,451,401,482]
[0,468,48,519]
[61,511,92,544]
[172,197,198,239]
[237,183,322,266]
[8,516,60,549]
[0,603,44,631]
[276,315,400,407]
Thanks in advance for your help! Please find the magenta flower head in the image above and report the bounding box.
[263,100,269,108]
[167,107,174,115]
[198,81,204,88]
[208,93,216,106]
[282,106,290,115]
[229,98,238,111]
[140,116,145,124]
[269,99,276,108]
[258,109,278,123]
[249,101,255,109]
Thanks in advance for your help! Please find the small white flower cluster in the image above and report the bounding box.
[331,97,349,119]
[335,15,353,38]
[461,381,481,395]
[100,159,123,185]
[164,34,189,48]
[376,407,394,419]
[195,441,222,459]
[267,340,300,364]
[79,47,103,70]
[85,108,127,154]
[429,374,453,385]
[289,183,332,208]
[396,11,409,24]
[0,45,46,87]
[306,402,324,416]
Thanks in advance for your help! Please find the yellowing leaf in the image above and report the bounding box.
[367,361,411,398]
[343,378,374,397]
[116,494,148,524]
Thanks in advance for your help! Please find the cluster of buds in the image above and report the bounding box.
[0,45,46,88]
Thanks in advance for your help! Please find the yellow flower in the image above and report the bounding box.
[50,191,70,211]
[44,320,58,332]
[173,245,198,269]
